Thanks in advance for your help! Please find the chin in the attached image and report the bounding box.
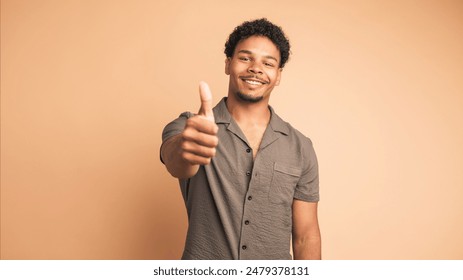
[236,91,264,103]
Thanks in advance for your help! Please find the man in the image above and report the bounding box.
[160,18,320,260]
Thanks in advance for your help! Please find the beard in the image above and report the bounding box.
[236,91,264,103]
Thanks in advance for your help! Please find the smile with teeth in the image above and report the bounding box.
[242,79,266,85]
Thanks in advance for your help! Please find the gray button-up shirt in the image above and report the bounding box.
[161,98,319,260]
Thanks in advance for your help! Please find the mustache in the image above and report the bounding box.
[239,75,269,84]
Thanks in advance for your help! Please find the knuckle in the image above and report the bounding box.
[211,136,219,147]
[212,124,219,134]
[210,147,216,157]
[182,127,196,140]
[186,117,196,127]
[181,129,190,139]
[180,141,189,151]
[180,151,189,161]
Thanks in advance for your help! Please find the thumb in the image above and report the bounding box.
[198,81,215,121]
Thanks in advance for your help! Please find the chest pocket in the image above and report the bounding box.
[268,162,301,205]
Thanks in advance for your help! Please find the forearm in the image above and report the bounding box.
[293,232,321,260]
[161,134,200,179]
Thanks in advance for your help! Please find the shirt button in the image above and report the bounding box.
[247,196,252,201]
[244,220,250,225]
[246,171,251,176]
[242,245,247,250]
[246,148,251,153]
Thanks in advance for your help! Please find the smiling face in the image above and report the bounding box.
[225,35,282,103]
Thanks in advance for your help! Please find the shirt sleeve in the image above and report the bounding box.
[160,111,194,163]
[293,137,320,202]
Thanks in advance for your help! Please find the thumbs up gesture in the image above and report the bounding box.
[180,81,219,166]
[198,81,215,122]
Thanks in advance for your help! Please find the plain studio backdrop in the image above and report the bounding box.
[1,0,462,259]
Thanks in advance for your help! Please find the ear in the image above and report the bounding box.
[275,68,282,86]
[225,57,231,75]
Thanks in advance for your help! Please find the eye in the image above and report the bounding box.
[264,62,275,67]
[239,57,250,62]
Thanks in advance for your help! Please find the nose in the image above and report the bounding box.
[247,62,263,75]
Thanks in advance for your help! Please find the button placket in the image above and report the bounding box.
[240,144,256,259]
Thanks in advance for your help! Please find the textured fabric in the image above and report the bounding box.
[161,97,319,260]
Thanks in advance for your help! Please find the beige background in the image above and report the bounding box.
[1,0,462,259]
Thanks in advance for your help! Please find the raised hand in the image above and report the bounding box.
[179,81,219,166]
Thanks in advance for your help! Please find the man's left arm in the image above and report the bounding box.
[292,199,321,260]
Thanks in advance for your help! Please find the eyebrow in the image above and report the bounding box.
[237,50,279,62]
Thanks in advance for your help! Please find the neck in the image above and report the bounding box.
[226,94,271,126]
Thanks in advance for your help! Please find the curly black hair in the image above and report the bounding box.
[224,18,291,68]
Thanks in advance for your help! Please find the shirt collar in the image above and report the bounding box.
[213,97,290,136]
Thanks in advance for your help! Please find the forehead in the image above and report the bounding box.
[234,35,280,59]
